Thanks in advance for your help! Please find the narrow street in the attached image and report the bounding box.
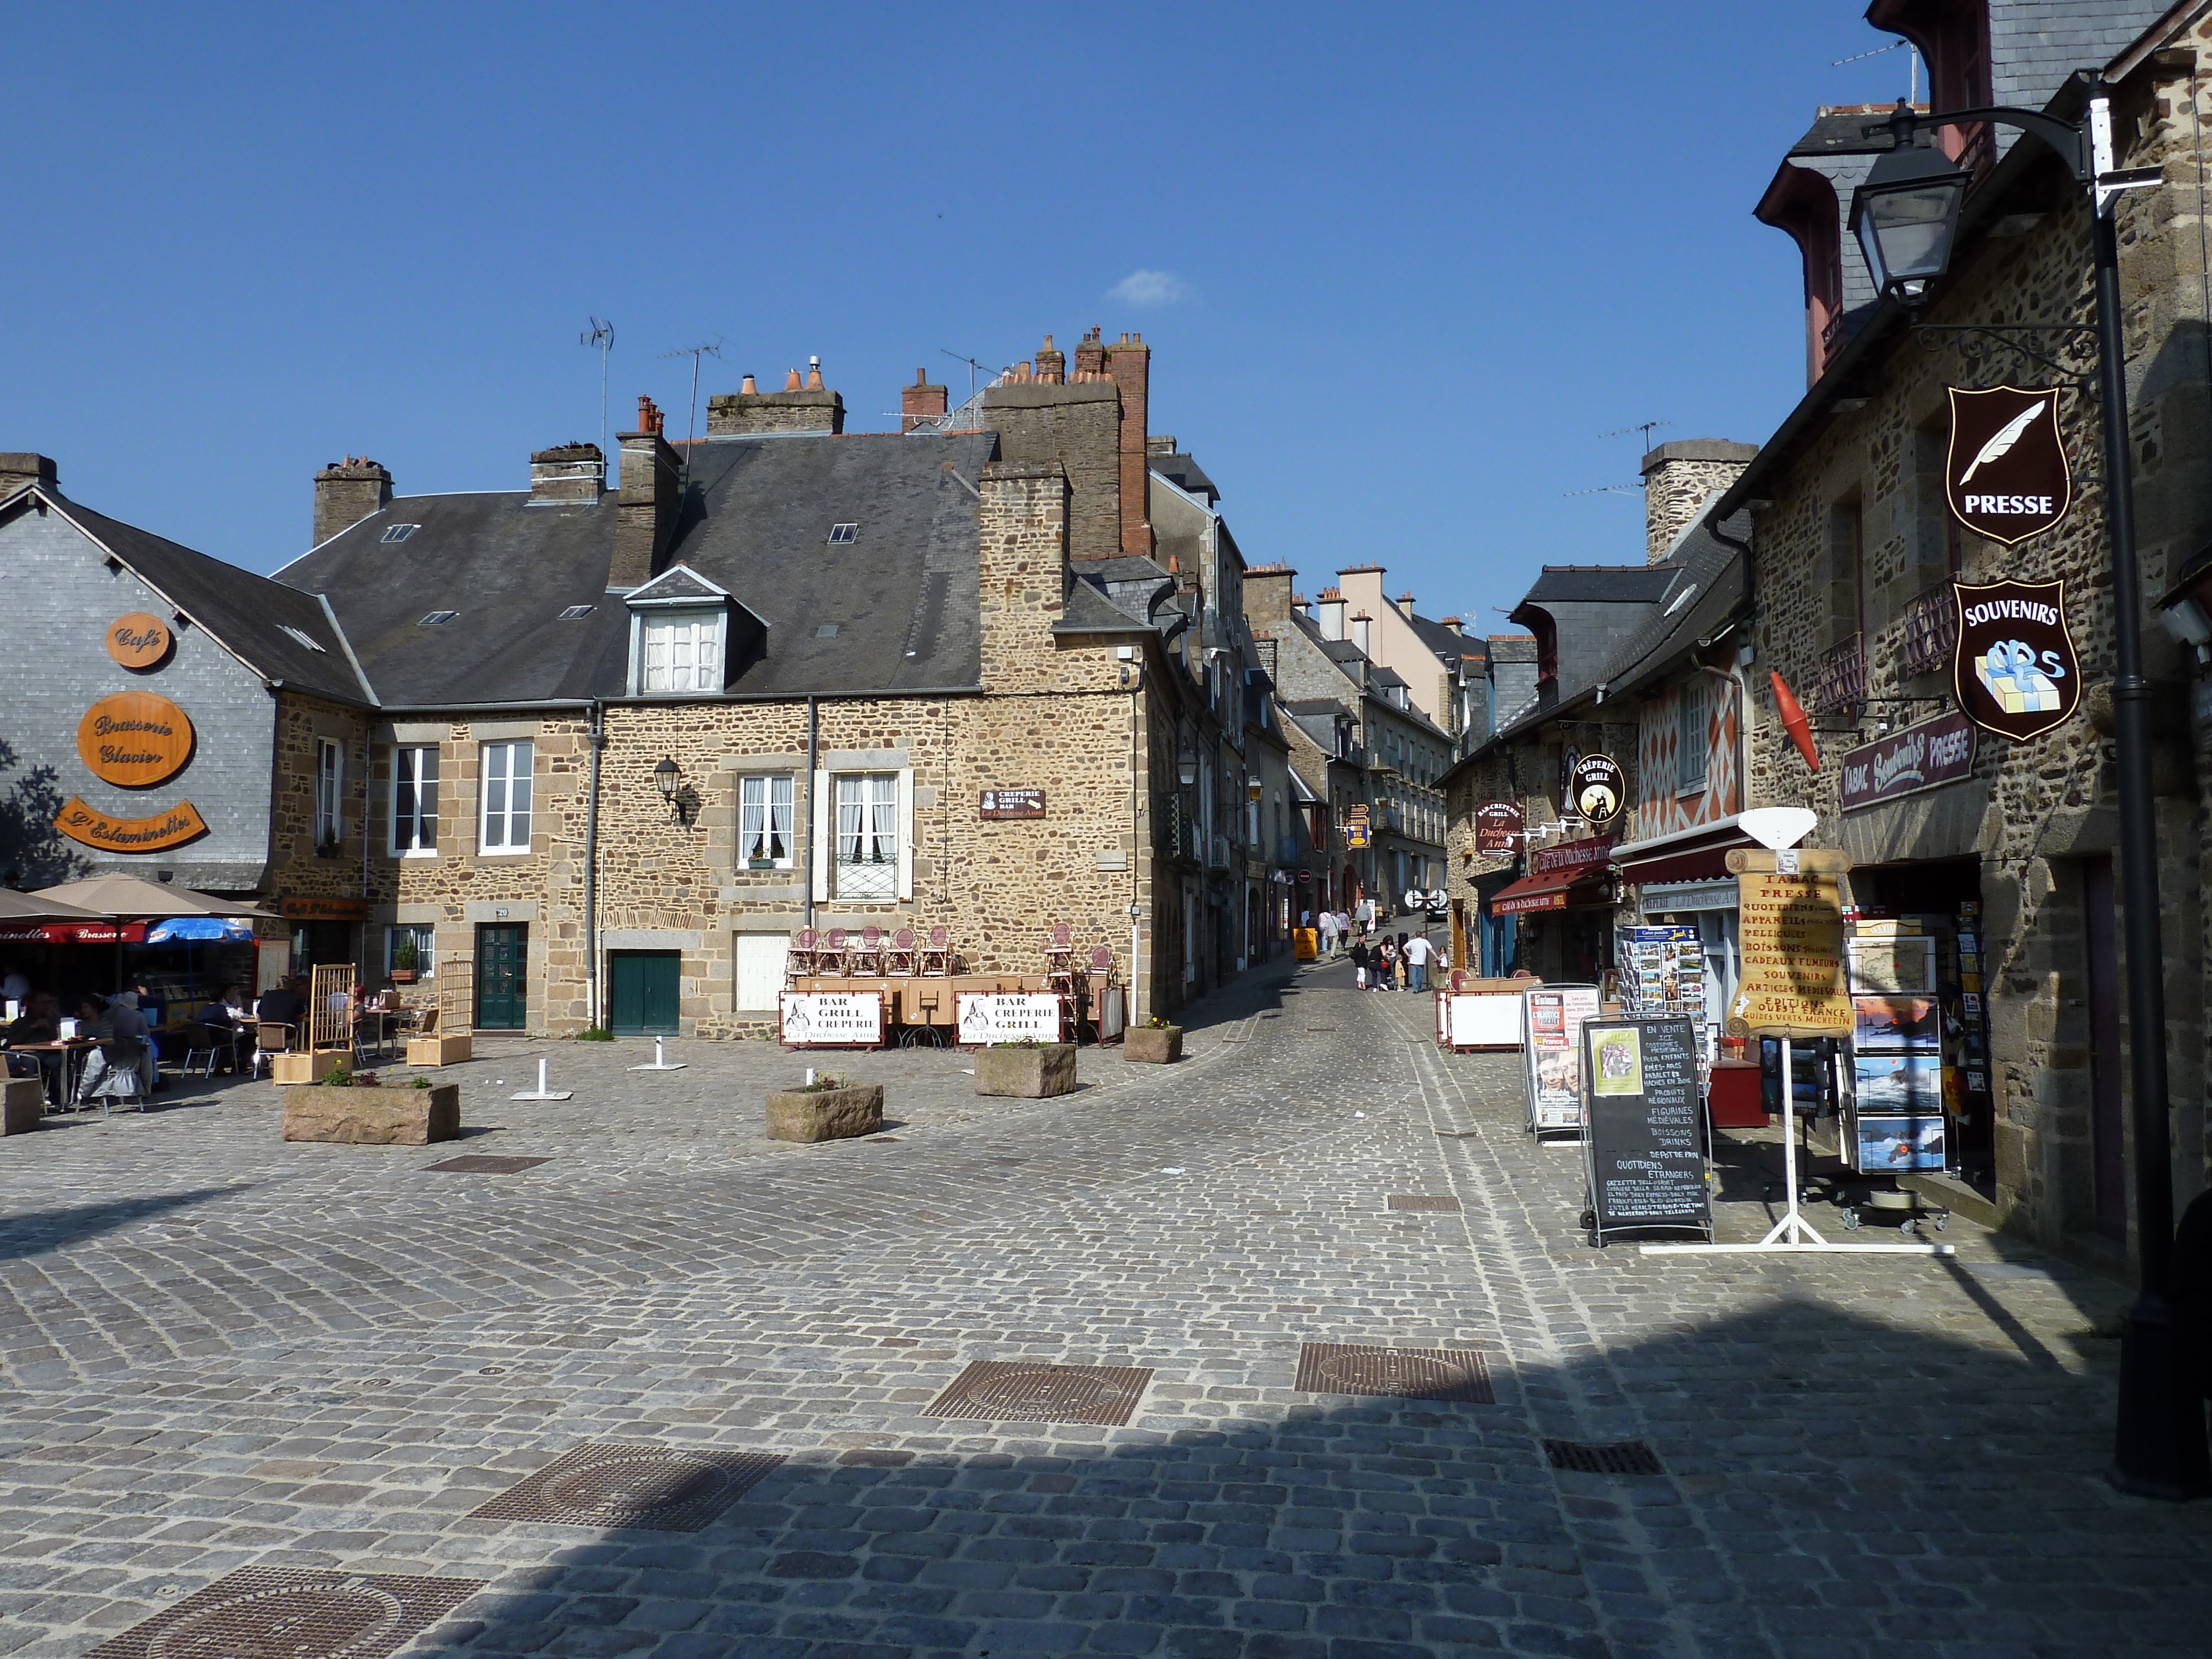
[3,957,2209,1658]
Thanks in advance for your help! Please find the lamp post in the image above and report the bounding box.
[1852,87,2208,1500]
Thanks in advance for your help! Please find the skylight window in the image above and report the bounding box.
[558,604,596,620]
[380,524,421,544]
[278,625,327,653]
[816,623,841,638]
[418,611,458,626]
[827,523,858,544]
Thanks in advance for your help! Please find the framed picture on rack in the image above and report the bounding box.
[1852,994,1939,1052]
[1846,934,1937,995]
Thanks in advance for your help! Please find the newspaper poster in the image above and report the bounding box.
[1524,983,1601,1135]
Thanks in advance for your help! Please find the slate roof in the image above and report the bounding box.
[280,431,1000,705]
[1519,565,1679,605]
[1589,512,1751,705]
[1406,612,1486,670]
[1150,453,1218,505]
[48,494,373,704]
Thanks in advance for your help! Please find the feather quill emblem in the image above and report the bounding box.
[1959,399,2047,484]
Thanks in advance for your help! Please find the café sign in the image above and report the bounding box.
[106,612,174,669]
[1839,711,1977,811]
[1945,385,2070,545]
[1474,801,1523,853]
[979,787,1046,819]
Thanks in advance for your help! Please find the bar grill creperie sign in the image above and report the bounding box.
[1531,836,1616,878]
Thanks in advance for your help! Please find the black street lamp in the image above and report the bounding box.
[1853,87,2207,1500]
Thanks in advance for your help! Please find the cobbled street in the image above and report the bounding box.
[4,955,2210,1659]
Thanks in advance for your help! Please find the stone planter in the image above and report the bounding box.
[1124,1025,1182,1063]
[282,1082,461,1145]
[974,1042,1077,1098]
[766,1082,884,1143]
[2,1076,43,1135]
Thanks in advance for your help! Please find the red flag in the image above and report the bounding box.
[1770,671,1819,771]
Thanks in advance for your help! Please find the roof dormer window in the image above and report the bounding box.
[639,610,724,692]
[622,562,761,697]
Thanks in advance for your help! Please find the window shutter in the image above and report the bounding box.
[811,767,831,901]
[896,767,915,900]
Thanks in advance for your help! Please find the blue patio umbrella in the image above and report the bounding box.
[144,917,253,943]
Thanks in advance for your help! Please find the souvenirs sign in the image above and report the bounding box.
[77,691,194,787]
[1474,801,1523,853]
[1569,754,1625,825]
[1839,710,1976,811]
[54,797,208,854]
[106,612,174,669]
[1945,385,2070,545]
[1952,578,2079,742]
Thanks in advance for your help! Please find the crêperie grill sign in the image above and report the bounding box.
[55,613,207,853]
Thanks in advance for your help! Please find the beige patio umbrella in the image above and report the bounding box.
[0,889,108,924]
[32,875,275,921]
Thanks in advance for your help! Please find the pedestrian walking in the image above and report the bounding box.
[1404,930,1433,993]
[1376,936,1397,992]
[1350,935,1370,991]
[1334,910,1350,953]
[1318,910,1337,955]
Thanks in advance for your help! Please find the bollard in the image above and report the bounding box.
[510,1056,573,1101]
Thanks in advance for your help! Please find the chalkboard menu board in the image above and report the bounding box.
[1580,1016,1712,1244]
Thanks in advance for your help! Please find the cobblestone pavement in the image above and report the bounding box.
[3,958,2210,1658]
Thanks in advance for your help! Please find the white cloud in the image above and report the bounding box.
[1107,269,1188,306]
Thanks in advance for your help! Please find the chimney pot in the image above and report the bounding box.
[740,373,758,394]
[784,369,803,392]
[312,455,394,545]
[805,358,824,391]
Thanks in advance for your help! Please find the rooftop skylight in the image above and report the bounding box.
[418,611,458,626]
[380,524,421,544]
[278,624,327,653]
[827,523,857,544]
[558,604,595,620]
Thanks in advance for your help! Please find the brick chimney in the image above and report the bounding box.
[1035,335,1065,384]
[707,359,845,435]
[529,442,604,503]
[313,457,393,545]
[1073,326,1107,379]
[1104,332,1151,557]
[611,397,678,591]
[1438,615,1463,635]
[901,368,948,434]
[1318,587,1347,641]
[0,452,57,498]
[1147,435,1177,456]
[1640,439,1757,563]
[1243,562,1295,625]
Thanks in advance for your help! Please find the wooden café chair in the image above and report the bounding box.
[1044,922,1076,993]
[787,927,818,981]
[888,926,918,976]
[821,928,850,975]
[250,1022,294,1079]
[920,925,952,977]
[854,925,886,977]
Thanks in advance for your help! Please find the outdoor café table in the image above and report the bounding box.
[8,1037,99,1109]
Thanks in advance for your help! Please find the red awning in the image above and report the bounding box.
[1489,870,1608,917]
[0,921,149,944]
[1613,823,1755,886]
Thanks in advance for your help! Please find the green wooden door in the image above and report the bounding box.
[476,924,528,1030]
[609,951,680,1035]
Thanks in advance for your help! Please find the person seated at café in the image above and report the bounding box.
[70,994,124,1104]
[255,976,306,1037]
[2,992,63,1100]
[192,983,246,1073]
[2,963,30,1005]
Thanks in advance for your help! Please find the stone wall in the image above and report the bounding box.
[1641,441,1756,563]
[705,386,845,436]
[981,382,1123,563]
[312,458,391,547]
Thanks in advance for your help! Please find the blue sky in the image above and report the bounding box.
[2,3,1926,624]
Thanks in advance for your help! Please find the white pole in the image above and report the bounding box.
[655,1035,665,1069]
[1756,1035,1828,1246]
[537,1057,547,1095]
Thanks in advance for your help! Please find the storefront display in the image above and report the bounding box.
[1841,920,1954,1177]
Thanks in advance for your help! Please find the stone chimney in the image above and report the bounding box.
[1351,612,1373,655]
[1073,326,1107,379]
[707,359,845,436]
[1641,439,1757,563]
[1395,591,1417,619]
[1318,587,1347,641]
[1439,615,1463,636]
[611,397,679,591]
[1035,334,1065,384]
[1147,435,1177,456]
[1293,593,1311,620]
[529,442,604,503]
[0,453,57,498]
[901,368,948,434]
[1104,332,1151,557]
[314,457,393,545]
[982,374,1121,562]
[1243,562,1295,625]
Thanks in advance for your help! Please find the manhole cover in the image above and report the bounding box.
[425,1155,550,1175]
[469,1441,784,1531]
[84,1567,483,1659]
[1294,1343,1493,1403]
[1545,1438,1663,1475]
[1387,1195,1461,1212]
[922,1361,1153,1426]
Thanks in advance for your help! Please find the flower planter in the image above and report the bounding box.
[1124,1025,1182,1063]
[389,969,419,984]
[281,1082,460,1145]
[765,1082,884,1143]
[974,1042,1077,1098]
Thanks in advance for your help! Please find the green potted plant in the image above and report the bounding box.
[390,935,421,984]
[765,1070,884,1142]
[975,1035,1078,1098]
[1124,1014,1182,1064]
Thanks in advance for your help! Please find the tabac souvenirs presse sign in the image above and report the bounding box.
[1839,711,1976,812]
[1952,578,2080,742]
[54,614,208,854]
[1945,385,2070,545]
[1730,867,1850,1039]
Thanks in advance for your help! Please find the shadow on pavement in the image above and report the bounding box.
[0,1187,242,1262]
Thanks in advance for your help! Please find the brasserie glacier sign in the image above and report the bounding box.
[1840,711,1976,812]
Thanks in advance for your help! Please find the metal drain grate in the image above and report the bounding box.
[1295,1343,1493,1403]
[85,1566,484,1659]
[1387,1195,1461,1212]
[1545,1438,1663,1475]
[426,1155,550,1175]
[469,1441,785,1531]
[923,1360,1153,1426]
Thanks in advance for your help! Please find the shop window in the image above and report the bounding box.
[385,924,435,976]
[739,774,795,868]
[833,773,898,899]
[1676,682,1708,794]
[314,740,344,851]
[390,744,439,855]
[480,740,534,854]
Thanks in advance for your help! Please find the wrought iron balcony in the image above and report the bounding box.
[1817,633,1867,714]
[1902,586,1958,680]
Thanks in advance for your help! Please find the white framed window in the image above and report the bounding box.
[1677,681,1709,794]
[639,609,724,693]
[832,773,899,899]
[390,744,439,855]
[739,774,795,868]
[480,740,534,854]
[385,924,435,976]
[314,739,344,848]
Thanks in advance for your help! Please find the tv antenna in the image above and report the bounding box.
[940,348,1015,404]
[580,317,614,486]
[1567,419,1670,497]
[1834,38,1919,105]
[1600,418,1672,451]
[658,337,724,473]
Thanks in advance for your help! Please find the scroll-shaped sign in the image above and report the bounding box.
[54,797,208,853]
[1473,801,1522,852]
[1952,578,2079,742]
[1946,385,2070,545]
